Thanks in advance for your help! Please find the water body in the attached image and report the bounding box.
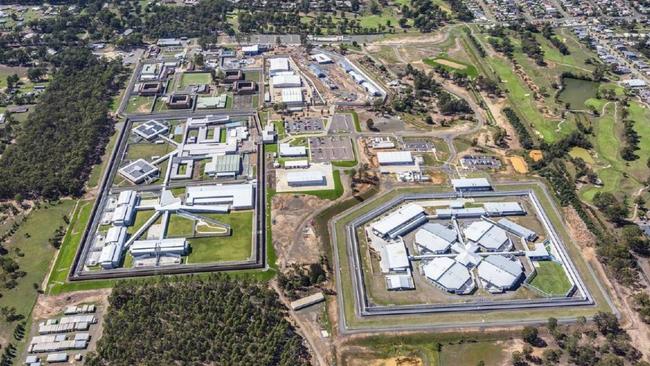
[558,78,600,110]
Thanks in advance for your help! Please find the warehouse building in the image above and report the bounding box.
[271,73,302,88]
[423,257,475,294]
[279,143,307,157]
[286,171,325,187]
[185,183,254,210]
[284,160,309,169]
[436,207,486,219]
[451,178,492,192]
[134,120,168,140]
[415,223,458,254]
[484,202,525,216]
[46,353,68,363]
[269,57,290,75]
[204,154,241,177]
[130,238,188,257]
[111,191,137,226]
[498,218,538,241]
[379,241,410,273]
[477,255,523,292]
[119,159,159,184]
[376,151,414,165]
[464,221,511,252]
[281,87,304,106]
[372,204,427,239]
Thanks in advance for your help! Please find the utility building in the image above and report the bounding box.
[379,241,410,273]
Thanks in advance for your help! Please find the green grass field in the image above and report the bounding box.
[529,261,573,296]
[187,211,253,263]
[166,214,195,237]
[125,95,155,114]
[568,147,595,164]
[179,72,212,88]
[423,55,479,78]
[125,142,174,161]
[0,200,77,345]
[127,210,156,235]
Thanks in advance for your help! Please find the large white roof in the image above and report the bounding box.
[451,178,491,189]
[272,74,301,87]
[477,255,522,289]
[464,221,493,242]
[269,57,290,72]
[415,223,457,253]
[185,183,254,209]
[373,204,425,237]
[382,242,409,270]
[286,171,324,184]
[281,87,304,103]
[279,143,307,157]
[423,257,473,291]
[377,151,413,165]
[484,202,524,215]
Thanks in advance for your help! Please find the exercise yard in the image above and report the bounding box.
[529,261,573,296]
[125,95,155,114]
[179,72,212,88]
[186,211,253,263]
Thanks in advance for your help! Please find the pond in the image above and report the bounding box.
[557,77,600,110]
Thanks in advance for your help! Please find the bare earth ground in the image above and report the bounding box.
[272,194,330,268]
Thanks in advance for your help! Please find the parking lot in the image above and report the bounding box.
[309,136,355,163]
[329,113,354,133]
[403,138,434,152]
[286,118,324,134]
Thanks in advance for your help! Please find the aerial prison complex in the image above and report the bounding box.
[349,182,584,307]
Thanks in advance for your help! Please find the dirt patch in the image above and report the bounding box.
[509,156,529,174]
[432,58,467,70]
[32,289,110,320]
[529,150,544,162]
[348,356,423,366]
[272,194,331,268]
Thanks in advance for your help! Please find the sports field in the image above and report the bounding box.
[529,261,573,296]
[179,72,212,88]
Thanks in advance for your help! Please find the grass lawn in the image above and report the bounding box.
[423,55,479,78]
[0,200,77,346]
[125,95,155,114]
[166,214,195,237]
[439,341,508,366]
[179,72,212,88]
[187,211,253,263]
[127,210,156,235]
[529,261,573,296]
[568,147,595,164]
[126,142,174,161]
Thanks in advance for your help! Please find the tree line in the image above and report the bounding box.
[86,274,311,366]
[0,48,125,200]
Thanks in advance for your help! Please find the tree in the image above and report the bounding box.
[511,351,526,366]
[5,74,19,90]
[593,312,621,336]
[593,192,629,224]
[522,326,539,345]
[27,68,45,82]
[547,317,558,332]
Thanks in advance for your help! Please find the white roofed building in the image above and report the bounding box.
[385,274,415,290]
[484,202,525,216]
[112,191,137,226]
[372,204,427,239]
[185,183,254,210]
[287,171,325,186]
[272,74,302,88]
[477,255,523,292]
[269,58,290,75]
[415,223,457,254]
[377,151,414,165]
[423,257,475,294]
[279,143,307,157]
[451,178,492,192]
[130,238,188,257]
[463,221,511,252]
[379,241,410,273]
[281,87,304,105]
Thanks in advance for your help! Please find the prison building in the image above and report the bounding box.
[138,81,163,96]
[204,154,241,177]
[134,120,168,140]
[262,123,276,144]
[435,207,486,219]
[111,191,137,226]
[376,151,414,165]
[271,73,301,88]
[130,238,188,257]
[281,87,304,106]
[385,273,415,291]
[497,219,537,241]
[284,160,309,169]
[99,243,123,269]
[526,243,550,260]
[170,158,194,180]
[372,204,427,239]
[484,202,525,216]
[119,159,159,184]
[414,223,457,254]
[242,44,259,55]
[464,221,511,252]
[423,257,475,294]
[287,171,325,187]
[451,178,492,192]
[233,80,257,95]
[379,241,410,273]
[185,183,254,210]
[269,57,290,75]
[279,143,307,157]
[477,255,524,293]
[222,69,244,84]
[167,94,193,109]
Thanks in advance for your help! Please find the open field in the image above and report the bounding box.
[167,214,195,237]
[0,200,77,346]
[125,95,155,114]
[125,142,174,161]
[179,72,212,87]
[530,261,573,296]
[187,211,253,263]
[423,55,478,78]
